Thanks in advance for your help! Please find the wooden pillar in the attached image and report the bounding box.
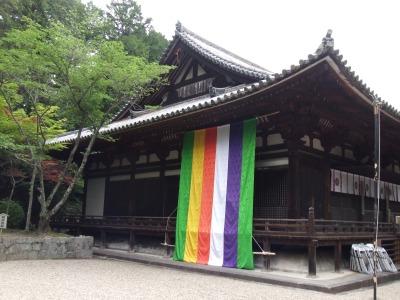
[156,150,169,217]
[308,207,317,276]
[334,241,342,272]
[103,155,113,216]
[127,152,139,216]
[323,161,332,220]
[129,231,135,252]
[288,148,300,218]
[82,178,88,216]
[165,232,172,257]
[263,237,271,270]
[160,160,166,217]
[308,239,317,276]
[100,230,106,249]
[308,207,315,235]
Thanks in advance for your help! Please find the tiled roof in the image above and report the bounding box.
[275,30,400,120]
[161,22,274,80]
[48,30,400,145]
[48,83,260,145]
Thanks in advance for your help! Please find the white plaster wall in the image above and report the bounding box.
[165,169,180,176]
[166,150,178,160]
[267,133,284,146]
[312,138,323,151]
[121,158,131,166]
[301,135,310,147]
[85,178,105,216]
[330,146,342,157]
[174,58,192,83]
[110,175,131,182]
[135,172,160,179]
[255,158,289,168]
[198,65,206,76]
[136,155,147,164]
[149,154,160,162]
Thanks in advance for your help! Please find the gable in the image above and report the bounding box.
[114,23,272,121]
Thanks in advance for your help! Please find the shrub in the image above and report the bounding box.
[0,199,25,229]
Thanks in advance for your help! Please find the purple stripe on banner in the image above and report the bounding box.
[223,122,243,267]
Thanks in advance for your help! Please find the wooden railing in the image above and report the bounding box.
[51,210,398,239]
[252,218,395,237]
[51,215,176,233]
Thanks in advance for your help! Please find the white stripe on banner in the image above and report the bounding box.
[365,177,371,198]
[333,170,340,192]
[348,173,354,194]
[341,172,348,194]
[359,176,365,197]
[389,183,394,201]
[380,182,385,200]
[397,185,400,202]
[369,178,375,198]
[385,182,389,200]
[209,124,230,266]
[354,174,360,196]
[330,170,335,192]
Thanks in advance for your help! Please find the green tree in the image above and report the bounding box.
[106,0,168,61]
[0,20,172,233]
[0,0,87,37]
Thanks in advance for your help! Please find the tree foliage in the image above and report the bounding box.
[0,0,172,233]
[0,0,169,62]
[0,199,25,229]
[0,19,172,232]
[0,0,87,37]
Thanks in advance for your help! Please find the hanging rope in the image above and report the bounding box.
[162,206,177,246]
[252,236,275,255]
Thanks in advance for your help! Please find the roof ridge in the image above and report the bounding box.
[175,21,272,74]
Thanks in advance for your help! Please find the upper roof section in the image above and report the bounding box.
[50,28,400,146]
[161,22,274,79]
[114,22,275,119]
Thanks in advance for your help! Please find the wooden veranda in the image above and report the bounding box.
[50,207,400,276]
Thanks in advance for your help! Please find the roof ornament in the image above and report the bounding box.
[315,29,334,55]
[176,21,183,33]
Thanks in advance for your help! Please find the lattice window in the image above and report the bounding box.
[254,170,288,218]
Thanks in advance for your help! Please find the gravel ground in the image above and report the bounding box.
[0,258,399,300]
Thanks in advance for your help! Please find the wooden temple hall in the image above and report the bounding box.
[51,23,400,274]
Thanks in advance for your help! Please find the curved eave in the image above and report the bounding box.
[49,43,400,146]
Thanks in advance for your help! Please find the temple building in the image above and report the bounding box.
[51,23,400,274]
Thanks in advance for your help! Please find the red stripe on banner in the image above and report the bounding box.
[196,127,217,264]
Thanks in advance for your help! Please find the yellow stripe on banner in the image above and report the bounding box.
[184,129,205,262]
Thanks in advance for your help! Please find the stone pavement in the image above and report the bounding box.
[94,248,400,294]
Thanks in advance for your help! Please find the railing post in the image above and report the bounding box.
[100,229,106,250]
[165,232,172,257]
[308,207,315,235]
[308,207,317,276]
[334,241,342,272]
[263,237,271,270]
[308,239,317,277]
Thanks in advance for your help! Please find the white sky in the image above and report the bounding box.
[88,0,400,110]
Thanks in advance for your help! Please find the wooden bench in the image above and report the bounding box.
[253,251,276,270]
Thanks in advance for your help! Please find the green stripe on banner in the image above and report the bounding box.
[173,131,194,261]
[237,119,256,269]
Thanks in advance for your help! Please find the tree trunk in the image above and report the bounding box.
[25,167,37,231]
[38,215,51,233]
[6,159,16,215]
